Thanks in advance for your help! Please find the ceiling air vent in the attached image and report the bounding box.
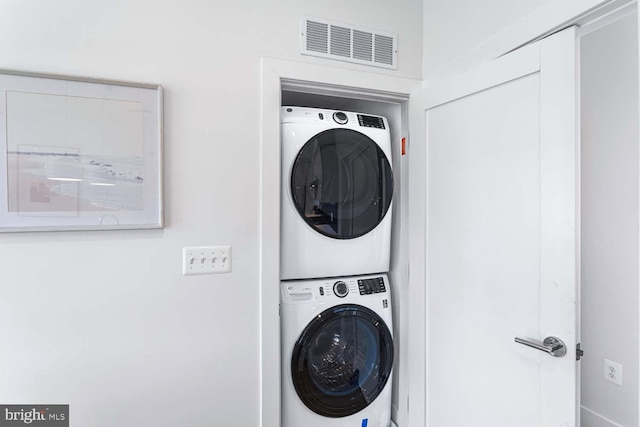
[301,16,397,70]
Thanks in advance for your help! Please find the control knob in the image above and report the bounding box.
[333,281,349,298]
[333,111,348,125]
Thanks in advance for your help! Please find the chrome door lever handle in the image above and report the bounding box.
[514,336,567,357]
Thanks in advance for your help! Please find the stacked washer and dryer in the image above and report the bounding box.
[280,106,395,427]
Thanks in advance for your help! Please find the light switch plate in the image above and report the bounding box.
[183,246,231,275]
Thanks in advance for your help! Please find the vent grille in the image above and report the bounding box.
[375,34,394,65]
[301,16,397,69]
[306,20,328,53]
[353,30,373,61]
[330,25,351,57]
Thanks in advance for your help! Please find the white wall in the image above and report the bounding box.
[422,0,635,82]
[423,0,546,80]
[581,13,639,427]
[0,1,422,426]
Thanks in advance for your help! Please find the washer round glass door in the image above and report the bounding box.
[291,304,394,418]
[291,128,393,239]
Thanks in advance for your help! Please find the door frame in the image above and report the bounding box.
[259,58,419,427]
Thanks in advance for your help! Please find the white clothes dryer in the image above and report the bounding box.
[280,106,394,280]
[281,274,394,427]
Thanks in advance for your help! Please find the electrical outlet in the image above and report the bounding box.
[182,246,232,275]
[604,359,623,386]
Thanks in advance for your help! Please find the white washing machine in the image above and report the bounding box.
[281,274,394,427]
[280,106,394,280]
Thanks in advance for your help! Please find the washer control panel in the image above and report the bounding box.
[284,274,389,302]
[358,276,386,295]
[316,276,388,298]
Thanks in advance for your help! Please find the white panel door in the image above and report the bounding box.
[415,27,579,426]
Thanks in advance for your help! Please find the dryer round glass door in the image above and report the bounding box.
[290,304,393,418]
[291,129,393,239]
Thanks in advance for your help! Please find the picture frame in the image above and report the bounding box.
[0,71,163,232]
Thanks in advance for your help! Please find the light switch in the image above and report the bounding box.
[183,246,232,275]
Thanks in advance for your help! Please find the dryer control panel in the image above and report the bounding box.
[281,106,387,131]
[357,114,386,129]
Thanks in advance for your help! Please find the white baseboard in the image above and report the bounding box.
[581,406,625,427]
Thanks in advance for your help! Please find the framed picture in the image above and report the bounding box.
[0,71,163,232]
